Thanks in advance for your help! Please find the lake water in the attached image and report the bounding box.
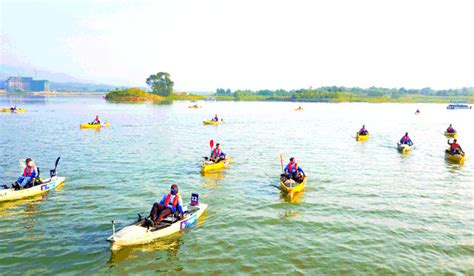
[0,96,473,274]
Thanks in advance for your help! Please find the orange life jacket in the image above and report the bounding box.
[164,193,179,207]
[23,166,34,177]
[287,162,298,172]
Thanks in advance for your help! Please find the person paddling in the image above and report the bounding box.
[92,115,101,125]
[210,143,226,162]
[13,158,38,190]
[10,105,17,111]
[211,114,219,122]
[446,124,456,133]
[358,125,368,135]
[145,184,184,226]
[400,133,413,146]
[283,157,305,181]
[447,139,464,155]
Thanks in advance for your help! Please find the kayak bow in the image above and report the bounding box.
[280,176,306,196]
[445,151,465,164]
[397,143,412,154]
[356,132,369,141]
[201,157,231,173]
[444,131,457,138]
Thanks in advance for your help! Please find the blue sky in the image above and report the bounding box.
[1,0,473,90]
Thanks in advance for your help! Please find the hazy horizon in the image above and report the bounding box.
[1,0,473,91]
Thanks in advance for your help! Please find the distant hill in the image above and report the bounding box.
[0,64,120,91]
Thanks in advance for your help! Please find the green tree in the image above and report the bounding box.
[146,72,174,96]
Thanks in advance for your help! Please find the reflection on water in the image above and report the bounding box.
[109,236,182,264]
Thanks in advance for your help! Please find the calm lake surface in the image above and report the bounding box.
[0,96,473,274]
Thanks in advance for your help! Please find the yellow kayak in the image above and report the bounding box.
[80,123,110,129]
[445,151,465,164]
[397,143,412,154]
[294,108,303,111]
[203,120,219,125]
[356,132,369,141]
[1,109,26,113]
[0,177,65,203]
[444,131,457,138]
[201,157,231,173]
[280,176,306,196]
[188,105,201,109]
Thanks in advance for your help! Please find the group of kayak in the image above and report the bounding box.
[1,105,26,113]
[355,124,466,163]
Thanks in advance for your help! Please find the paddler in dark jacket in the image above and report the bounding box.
[146,184,184,226]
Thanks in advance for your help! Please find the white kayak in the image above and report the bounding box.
[0,176,66,202]
[108,202,208,248]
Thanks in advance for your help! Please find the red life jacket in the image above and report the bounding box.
[164,193,179,207]
[287,162,298,172]
[212,148,221,156]
[402,136,409,142]
[451,143,460,150]
[23,166,34,177]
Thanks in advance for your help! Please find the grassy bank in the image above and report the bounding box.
[105,88,205,103]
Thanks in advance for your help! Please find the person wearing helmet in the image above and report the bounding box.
[146,184,184,226]
[13,158,38,190]
[400,133,413,146]
[284,157,305,181]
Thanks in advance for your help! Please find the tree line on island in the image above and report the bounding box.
[215,86,474,102]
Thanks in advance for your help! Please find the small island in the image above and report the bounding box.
[105,72,204,103]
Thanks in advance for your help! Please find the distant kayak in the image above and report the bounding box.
[445,151,465,164]
[397,143,412,154]
[80,123,110,129]
[280,176,306,196]
[188,105,201,109]
[201,157,231,173]
[107,201,208,248]
[1,109,25,113]
[444,131,457,138]
[294,108,303,111]
[203,120,220,125]
[356,132,369,141]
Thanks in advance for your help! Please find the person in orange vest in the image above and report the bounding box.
[146,184,184,226]
[447,139,464,154]
[13,158,38,189]
[284,157,305,181]
[92,115,101,124]
[210,143,226,162]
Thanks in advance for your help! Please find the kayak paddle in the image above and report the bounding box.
[279,153,284,173]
